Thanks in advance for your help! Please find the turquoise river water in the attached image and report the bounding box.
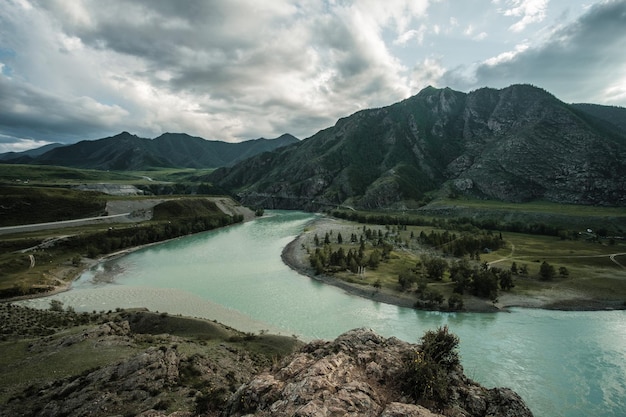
[18,211,626,417]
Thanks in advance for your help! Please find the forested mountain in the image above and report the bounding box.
[0,132,299,170]
[209,84,626,209]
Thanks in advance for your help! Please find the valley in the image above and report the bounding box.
[1,83,626,417]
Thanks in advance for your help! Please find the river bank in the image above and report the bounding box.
[280,217,626,313]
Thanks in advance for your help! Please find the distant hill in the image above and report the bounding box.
[0,142,65,161]
[209,84,626,209]
[0,133,299,170]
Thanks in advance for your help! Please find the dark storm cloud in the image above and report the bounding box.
[0,75,127,143]
[445,0,626,103]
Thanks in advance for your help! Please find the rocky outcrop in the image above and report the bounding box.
[223,328,533,417]
[1,306,532,417]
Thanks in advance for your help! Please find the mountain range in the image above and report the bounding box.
[0,132,299,170]
[209,84,626,209]
[3,84,625,209]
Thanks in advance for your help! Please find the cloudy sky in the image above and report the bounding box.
[1,0,626,152]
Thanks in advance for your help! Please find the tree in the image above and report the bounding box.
[368,250,381,269]
[422,289,444,308]
[510,261,518,275]
[337,232,343,244]
[539,261,555,281]
[471,269,498,300]
[349,257,359,274]
[448,293,464,310]
[422,256,448,281]
[398,269,417,291]
[498,269,514,291]
[559,266,569,277]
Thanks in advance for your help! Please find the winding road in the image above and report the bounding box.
[0,213,131,236]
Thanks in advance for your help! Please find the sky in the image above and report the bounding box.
[1,0,626,152]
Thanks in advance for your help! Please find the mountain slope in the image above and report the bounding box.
[210,84,626,209]
[0,132,299,170]
[571,103,626,133]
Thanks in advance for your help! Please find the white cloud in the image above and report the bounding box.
[483,42,530,66]
[602,75,626,104]
[0,136,53,153]
[394,25,428,45]
[410,57,446,90]
[498,0,549,32]
[473,32,488,41]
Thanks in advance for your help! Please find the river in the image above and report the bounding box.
[18,211,626,417]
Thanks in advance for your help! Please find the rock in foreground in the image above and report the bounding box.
[223,328,533,417]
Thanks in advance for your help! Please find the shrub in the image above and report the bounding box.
[403,326,460,406]
[539,261,555,281]
[49,299,64,312]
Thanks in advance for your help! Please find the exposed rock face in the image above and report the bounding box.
[75,183,144,195]
[223,329,533,417]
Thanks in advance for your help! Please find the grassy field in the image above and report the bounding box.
[0,164,215,186]
[422,197,626,234]
[431,197,626,217]
[0,185,108,226]
[0,164,144,184]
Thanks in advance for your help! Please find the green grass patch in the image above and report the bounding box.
[0,333,141,403]
[432,198,626,217]
[0,185,107,226]
[152,199,223,220]
[0,164,143,185]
